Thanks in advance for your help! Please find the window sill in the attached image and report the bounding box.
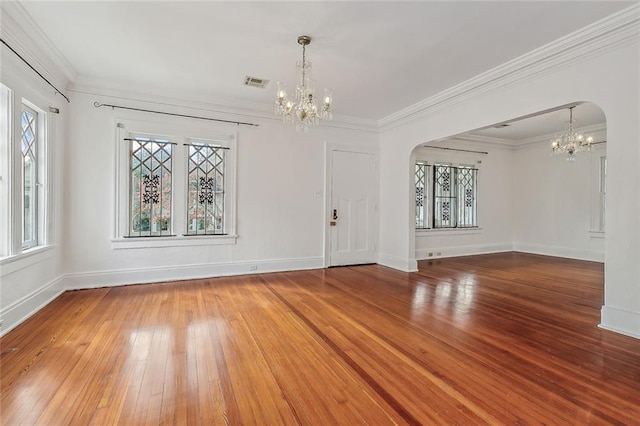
[111,234,238,250]
[416,227,482,236]
[0,245,55,276]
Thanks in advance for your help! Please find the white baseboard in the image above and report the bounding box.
[63,256,324,290]
[513,242,604,262]
[599,305,640,339]
[415,243,512,260]
[377,253,418,272]
[0,275,65,337]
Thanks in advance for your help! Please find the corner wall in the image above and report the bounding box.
[379,16,640,337]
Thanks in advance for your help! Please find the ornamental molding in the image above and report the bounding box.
[378,4,640,132]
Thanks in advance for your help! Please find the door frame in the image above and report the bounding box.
[324,142,380,267]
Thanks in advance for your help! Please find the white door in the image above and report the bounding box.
[329,150,377,266]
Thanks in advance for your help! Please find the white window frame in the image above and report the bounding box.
[113,118,237,249]
[0,79,52,261]
[0,83,12,257]
[20,104,40,249]
[415,160,479,230]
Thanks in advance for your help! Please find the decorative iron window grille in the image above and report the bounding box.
[20,106,38,248]
[415,163,430,229]
[129,138,173,237]
[186,143,226,235]
[415,163,478,229]
[456,167,477,228]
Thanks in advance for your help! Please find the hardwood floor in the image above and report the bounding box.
[2,252,640,425]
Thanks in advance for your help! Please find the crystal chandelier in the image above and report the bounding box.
[274,35,333,132]
[551,106,594,161]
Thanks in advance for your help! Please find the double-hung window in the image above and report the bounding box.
[128,136,174,237]
[21,106,40,248]
[415,162,478,229]
[0,80,50,258]
[186,141,227,235]
[114,119,237,248]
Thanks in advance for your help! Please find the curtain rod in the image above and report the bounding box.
[0,38,70,103]
[422,146,489,155]
[94,102,259,127]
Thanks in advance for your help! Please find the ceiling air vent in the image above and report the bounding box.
[493,123,510,128]
[243,76,269,89]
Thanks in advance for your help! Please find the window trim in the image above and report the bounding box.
[20,104,39,249]
[113,118,237,249]
[415,160,479,231]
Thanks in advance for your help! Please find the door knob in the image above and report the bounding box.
[332,209,338,220]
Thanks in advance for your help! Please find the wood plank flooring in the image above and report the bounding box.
[2,252,640,425]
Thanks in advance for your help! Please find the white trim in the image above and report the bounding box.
[416,227,482,237]
[415,242,511,260]
[0,2,76,89]
[0,274,64,337]
[111,234,237,249]
[513,242,604,263]
[600,305,640,339]
[378,4,640,131]
[324,143,380,267]
[377,252,417,272]
[0,244,54,276]
[63,256,324,290]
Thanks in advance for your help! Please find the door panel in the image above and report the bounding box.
[330,150,376,266]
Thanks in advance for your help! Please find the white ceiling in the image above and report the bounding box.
[465,102,606,142]
[19,1,633,122]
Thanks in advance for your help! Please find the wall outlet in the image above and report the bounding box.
[428,252,433,257]
[249,265,257,271]
[436,252,442,256]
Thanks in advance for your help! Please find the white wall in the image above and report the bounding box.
[0,48,67,334]
[413,139,513,260]
[63,91,378,289]
[379,11,640,337]
[512,134,606,262]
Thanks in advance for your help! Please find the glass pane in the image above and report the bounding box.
[434,165,456,228]
[129,139,172,236]
[186,144,225,235]
[21,108,37,247]
[415,163,429,229]
[457,167,477,228]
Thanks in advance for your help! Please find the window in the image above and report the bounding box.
[21,106,39,248]
[114,120,237,248]
[186,142,227,235]
[128,137,173,237]
[415,162,478,229]
[0,82,50,258]
[415,162,429,228]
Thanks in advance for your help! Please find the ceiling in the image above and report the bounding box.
[18,1,633,122]
[465,102,606,142]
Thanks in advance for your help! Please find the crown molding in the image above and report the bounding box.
[70,80,379,133]
[378,4,640,132]
[0,2,77,89]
